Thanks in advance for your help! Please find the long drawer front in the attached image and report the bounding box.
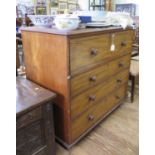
[71,84,127,142]
[71,54,131,97]
[70,30,134,74]
[71,69,129,119]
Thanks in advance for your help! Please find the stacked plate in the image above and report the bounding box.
[86,22,112,28]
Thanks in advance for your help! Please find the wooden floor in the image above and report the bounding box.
[56,87,139,155]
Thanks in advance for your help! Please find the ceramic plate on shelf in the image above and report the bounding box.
[86,22,112,28]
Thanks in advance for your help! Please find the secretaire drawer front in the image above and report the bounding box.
[71,85,127,142]
[71,63,109,97]
[17,107,42,130]
[71,69,129,119]
[70,34,111,73]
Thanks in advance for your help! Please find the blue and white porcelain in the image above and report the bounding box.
[28,15,55,27]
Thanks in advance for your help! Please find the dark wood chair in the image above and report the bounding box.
[129,26,139,102]
[129,56,139,102]
[132,27,139,57]
[16,37,21,76]
[16,37,26,76]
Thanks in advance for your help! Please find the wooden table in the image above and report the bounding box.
[16,77,57,155]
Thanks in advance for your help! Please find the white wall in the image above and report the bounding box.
[78,0,89,10]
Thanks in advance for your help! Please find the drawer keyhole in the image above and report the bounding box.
[88,115,95,121]
[90,48,98,56]
[89,95,96,101]
[89,76,96,82]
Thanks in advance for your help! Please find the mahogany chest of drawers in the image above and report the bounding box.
[21,27,134,148]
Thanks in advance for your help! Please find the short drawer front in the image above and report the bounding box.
[70,30,133,74]
[71,69,129,119]
[70,34,110,73]
[71,54,131,97]
[71,84,127,141]
[114,31,134,52]
[17,107,42,130]
[108,54,131,75]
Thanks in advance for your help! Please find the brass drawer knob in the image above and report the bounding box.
[118,62,124,67]
[89,76,96,82]
[88,114,95,121]
[116,79,122,84]
[90,48,98,56]
[121,41,127,47]
[89,95,96,101]
[115,95,120,100]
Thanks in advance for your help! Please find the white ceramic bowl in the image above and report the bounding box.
[54,16,80,31]
[28,15,55,27]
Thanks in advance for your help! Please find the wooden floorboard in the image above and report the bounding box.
[56,88,139,155]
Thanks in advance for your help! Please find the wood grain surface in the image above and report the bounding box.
[21,26,133,37]
[16,77,56,116]
[71,69,129,119]
[70,30,133,75]
[22,31,71,143]
[71,54,131,97]
[71,84,127,141]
